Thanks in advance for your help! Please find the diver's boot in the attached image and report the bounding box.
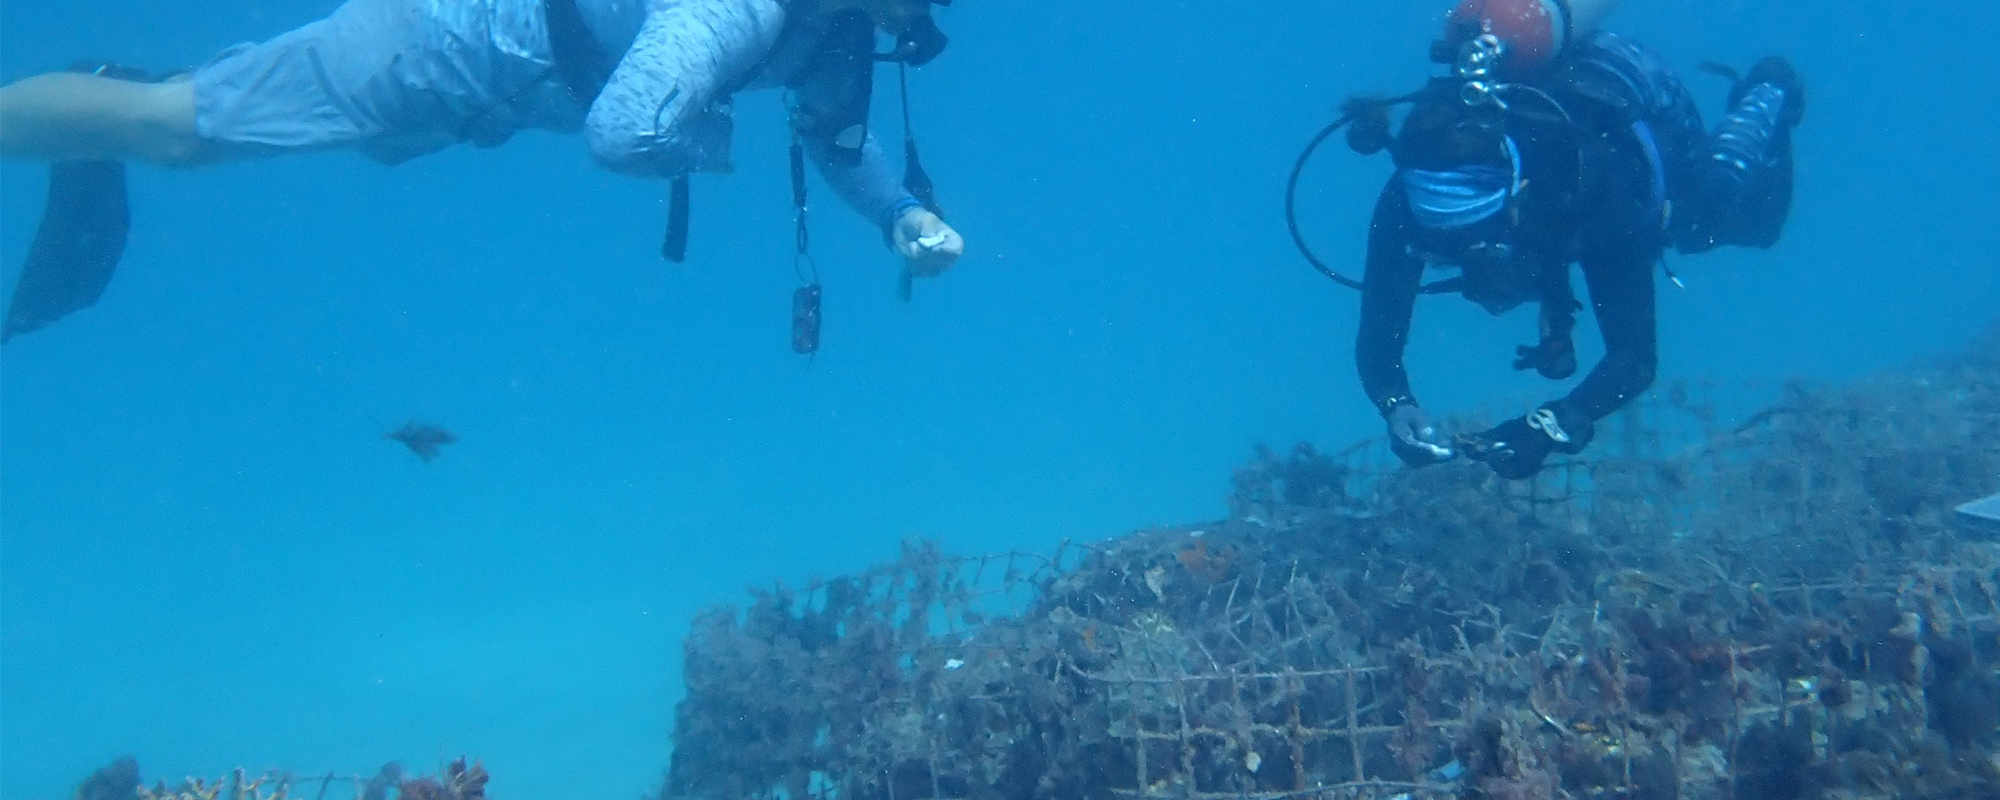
[1705,56,1805,128]
[1733,56,1805,127]
[1687,56,1803,253]
[1712,78,1794,174]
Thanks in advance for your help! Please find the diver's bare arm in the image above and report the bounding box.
[0,73,206,165]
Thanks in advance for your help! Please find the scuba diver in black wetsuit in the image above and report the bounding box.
[1317,9,1806,480]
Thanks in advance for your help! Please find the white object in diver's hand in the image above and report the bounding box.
[916,232,951,250]
[1413,438,1456,461]
[1408,420,1455,461]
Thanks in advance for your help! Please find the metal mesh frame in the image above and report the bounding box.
[665,337,2000,800]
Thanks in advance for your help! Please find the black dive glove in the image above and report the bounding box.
[1383,399,1455,467]
[1460,403,1594,480]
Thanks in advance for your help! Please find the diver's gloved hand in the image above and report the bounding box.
[1512,338,1577,380]
[1459,403,1594,480]
[1734,56,1806,127]
[1385,402,1455,467]
[891,207,963,278]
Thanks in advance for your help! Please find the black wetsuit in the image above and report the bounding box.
[1357,32,1795,448]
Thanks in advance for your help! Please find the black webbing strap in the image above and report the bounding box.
[546,0,701,263]
[791,138,813,265]
[545,0,694,261]
[789,138,822,355]
[544,0,612,103]
[662,175,691,262]
[893,64,944,301]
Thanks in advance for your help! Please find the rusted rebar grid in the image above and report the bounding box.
[664,332,2000,800]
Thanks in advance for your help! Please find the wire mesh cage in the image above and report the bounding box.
[72,759,483,800]
[58,331,2000,800]
[663,333,2000,800]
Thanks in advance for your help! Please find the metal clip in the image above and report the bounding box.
[1456,33,1509,107]
[1456,33,1506,80]
[1460,80,1493,107]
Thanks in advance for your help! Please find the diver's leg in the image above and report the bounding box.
[1686,58,1804,251]
[0,73,207,165]
[192,0,546,166]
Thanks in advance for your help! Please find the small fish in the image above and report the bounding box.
[386,420,458,463]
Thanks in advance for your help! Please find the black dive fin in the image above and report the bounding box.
[3,160,132,343]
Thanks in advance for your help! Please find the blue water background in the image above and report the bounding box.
[3,0,1996,796]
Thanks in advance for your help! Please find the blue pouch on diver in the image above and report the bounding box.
[3,159,131,343]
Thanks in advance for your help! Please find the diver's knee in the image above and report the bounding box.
[134,81,207,166]
[144,132,217,168]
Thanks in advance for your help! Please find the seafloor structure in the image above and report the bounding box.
[69,758,484,800]
[662,329,2000,800]
[58,336,1999,800]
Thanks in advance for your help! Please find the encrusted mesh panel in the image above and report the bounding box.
[666,333,2000,800]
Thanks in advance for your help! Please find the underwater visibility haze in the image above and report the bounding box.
[2,0,1997,797]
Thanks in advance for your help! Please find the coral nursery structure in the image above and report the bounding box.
[73,760,483,800]
[60,333,2000,799]
[661,329,2000,800]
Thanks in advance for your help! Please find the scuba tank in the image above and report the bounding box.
[1433,0,1623,81]
[1287,0,1615,289]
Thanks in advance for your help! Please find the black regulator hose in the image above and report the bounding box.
[1284,114,1364,290]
